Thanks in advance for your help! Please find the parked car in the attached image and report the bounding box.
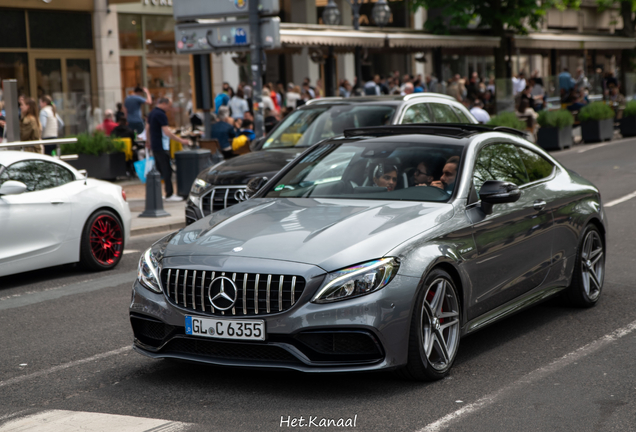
[185,93,477,224]
[131,124,606,380]
[0,151,131,276]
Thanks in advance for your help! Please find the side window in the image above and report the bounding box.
[473,144,530,195]
[517,146,555,183]
[452,106,471,123]
[6,160,59,192]
[430,103,460,123]
[0,166,8,186]
[401,104,432,124]
[54,164,75,186]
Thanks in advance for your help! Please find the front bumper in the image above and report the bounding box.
[129,259,419,372]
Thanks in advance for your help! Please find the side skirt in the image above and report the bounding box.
[462,284,567,336]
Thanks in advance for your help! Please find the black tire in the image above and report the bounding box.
[397,268,461,381]
[79,209,124,271]
[564,224,605,308]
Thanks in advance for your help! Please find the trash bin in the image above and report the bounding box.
[175,149,213,198]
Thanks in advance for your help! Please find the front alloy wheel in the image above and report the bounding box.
[80,210,124,271]
[399,269,461,381]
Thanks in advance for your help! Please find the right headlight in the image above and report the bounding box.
[137,248,162,293]
[312,258,400,304]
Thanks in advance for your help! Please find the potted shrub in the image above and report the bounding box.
[619,100,636,137]
[487,112,528,131]
[536,109,574,150]
[61,132,127,181]
[578,102,615,143]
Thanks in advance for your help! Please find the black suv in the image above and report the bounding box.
[185,93,477,224]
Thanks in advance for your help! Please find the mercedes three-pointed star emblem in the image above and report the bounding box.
[208,276,238,311]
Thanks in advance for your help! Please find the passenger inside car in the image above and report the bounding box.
[409,159,435,187]
[372,162,399,192]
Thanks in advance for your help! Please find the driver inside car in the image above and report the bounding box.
[430,155,459,194]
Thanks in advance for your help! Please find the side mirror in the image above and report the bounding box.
[479,180,521,215]
[77,169,88,179]
[246,176,268,198]
[0,181,27,196]
[250,137,266,152]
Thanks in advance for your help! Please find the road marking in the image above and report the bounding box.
[417,319,636,432]
[124,249,141,255]
[0,270,137,312]
[0,410,191,431]
[605,191,636,208]
[576,141,614,153]
[0,346,131,389]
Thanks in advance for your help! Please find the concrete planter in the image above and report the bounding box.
[619,116,636,137]
[537,126,573,151]
[66,152,127,181]
[581,118,614,143]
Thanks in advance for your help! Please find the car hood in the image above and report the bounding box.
[164,198,453,272]
[201,148,304,185]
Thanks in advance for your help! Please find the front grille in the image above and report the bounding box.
[162,337,300,363]
[200,186,247,216]
[161,269,306,317]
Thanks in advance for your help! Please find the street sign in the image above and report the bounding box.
[173,0,279,20]
[175,17,280,54]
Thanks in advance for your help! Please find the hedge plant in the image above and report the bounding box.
[61,132,126,156]
[537,109,574,129]
[487,112,527,131]
[578,102,615,122]
[623,100,636,118]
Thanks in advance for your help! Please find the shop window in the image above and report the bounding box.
[66,59,93,136]
[0,9,27,48]
[35,59,63,99]
[119,14,143,50]
[0,53,29,96]
[146,55,190,127]
[120,56,143,103]
[29,11,93,49]
[145,15,176,54]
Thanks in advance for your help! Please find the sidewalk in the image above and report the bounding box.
[118,179,187,237]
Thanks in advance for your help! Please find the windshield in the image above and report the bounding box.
[262,104,396,149]
[264,140,464,203]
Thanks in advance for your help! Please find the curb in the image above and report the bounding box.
[131,222,186,237]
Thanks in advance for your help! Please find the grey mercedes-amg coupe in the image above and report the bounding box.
[131,124,606,381]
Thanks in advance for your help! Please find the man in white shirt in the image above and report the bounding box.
[512,72,526,96]
[470,100,491,124]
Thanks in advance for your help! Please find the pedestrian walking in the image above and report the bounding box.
[39,95,58,155]
[210,106,236,160]
[145,98,190,202]
[286,83,301,109]
[125,86,152,134]
[228,88,249,119]
[19,97,42,153]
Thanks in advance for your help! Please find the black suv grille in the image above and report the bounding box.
[200,186,247,216]
[161,269,306,317]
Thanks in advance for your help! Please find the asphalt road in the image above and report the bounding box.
[1,138,635,432]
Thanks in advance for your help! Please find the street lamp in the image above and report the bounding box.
[372,0,392,27]
[320,0,391,95]
[322,0,341,26]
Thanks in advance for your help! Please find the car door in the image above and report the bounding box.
[464,143,554,321]
[0,160,72,273]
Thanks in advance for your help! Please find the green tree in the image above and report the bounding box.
[415,0,580,79]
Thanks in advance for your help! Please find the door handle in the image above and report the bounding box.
[533,200,547,211]
[51,201,65,205]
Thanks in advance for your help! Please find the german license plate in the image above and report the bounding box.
[185,316,265,341]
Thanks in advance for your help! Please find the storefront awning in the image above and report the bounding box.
[279,24,501,50]
[514,33,636,50]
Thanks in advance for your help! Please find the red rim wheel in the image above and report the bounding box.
[80,210,124,271]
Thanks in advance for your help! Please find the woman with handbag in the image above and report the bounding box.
[20,97,43,153]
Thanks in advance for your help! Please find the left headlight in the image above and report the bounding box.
[312,258,400,304]
[190,178,210,195]
[137,248,162,293]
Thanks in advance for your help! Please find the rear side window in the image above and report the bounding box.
[429,103,459,123]
[54,164,75,186]
[516,146,554,183]
[452,106,471,123]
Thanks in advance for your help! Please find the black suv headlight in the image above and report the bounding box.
[312,258,400,304]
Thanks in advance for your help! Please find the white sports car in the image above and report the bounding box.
[0,151,131,277]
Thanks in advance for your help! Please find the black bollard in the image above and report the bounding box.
[139,166,170,218]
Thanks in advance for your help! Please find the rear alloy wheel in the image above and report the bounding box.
[565,225,604,307]
[80,210,124,271]
[399,269,461,381]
